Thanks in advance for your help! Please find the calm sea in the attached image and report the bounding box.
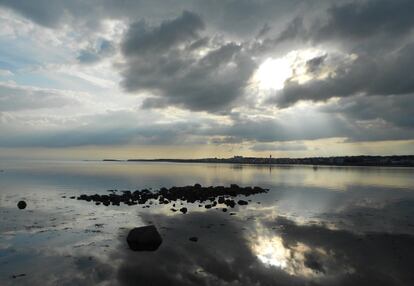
[1,160,414,285]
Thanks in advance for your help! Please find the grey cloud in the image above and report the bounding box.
[0,122,202,148]
[250,142,308,152]
[306,54,327,74]
[0,0,305,38]
[121,12,257,112]
[0,0,186,30]
[317,93,414,142]
[77,39,115,64]
[214,110,414,143]
[272,42,414,107]
[277,0,414,44]
[0,109,215,148]
[193,0,306,37]
[122,11,204,56]
[210,114,352,142]
[0,0,67,27]
[0,83,80,111]
[1,106,412,148]
[318,0,414,41]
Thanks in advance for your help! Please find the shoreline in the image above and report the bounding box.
[102,155,414,167]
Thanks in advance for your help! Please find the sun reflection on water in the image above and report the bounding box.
[250,224,327,278]
[252,235,289,269]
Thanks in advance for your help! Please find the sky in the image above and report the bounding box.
[0,0,413,160]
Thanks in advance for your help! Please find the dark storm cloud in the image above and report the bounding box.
[266,0,414,114]
[318,0,414,41]
[120,11,257,112]
[0,0,305,37]
[0,0,66,27]
[277,0,414,43]
[2,0,414,145]
[122,11,204,56]
[0,0,180,29]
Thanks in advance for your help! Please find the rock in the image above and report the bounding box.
[222,208,227,212]
[17,201,27,210]
[224,199,236,208]
[72,184,268,209]
[126,225,163,251]
[180,207,188,214]
[238,200,248,205]
[189,237,198,242]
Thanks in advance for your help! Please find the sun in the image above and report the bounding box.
[254,57,293,90]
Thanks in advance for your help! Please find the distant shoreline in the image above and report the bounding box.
[102,155,414,167]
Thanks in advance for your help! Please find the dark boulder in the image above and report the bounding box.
[17,201,26,210]
[238,200,248,205]
[180,207,188,214]
[126,225,163,251]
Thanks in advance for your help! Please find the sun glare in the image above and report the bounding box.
[254,49,328,91]
[255,57,293,90]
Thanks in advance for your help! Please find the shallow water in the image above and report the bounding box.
[1,160,414,285]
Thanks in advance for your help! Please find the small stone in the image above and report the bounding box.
[17,201,26,210]
[189,237,198,242]
[180,207,188,214]
[238,200,248,205]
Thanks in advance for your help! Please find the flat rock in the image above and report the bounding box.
[126,225,163,251]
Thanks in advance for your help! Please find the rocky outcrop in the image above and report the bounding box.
[72,184,268,213]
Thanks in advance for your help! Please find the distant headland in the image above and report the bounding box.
[103,155,414,167]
